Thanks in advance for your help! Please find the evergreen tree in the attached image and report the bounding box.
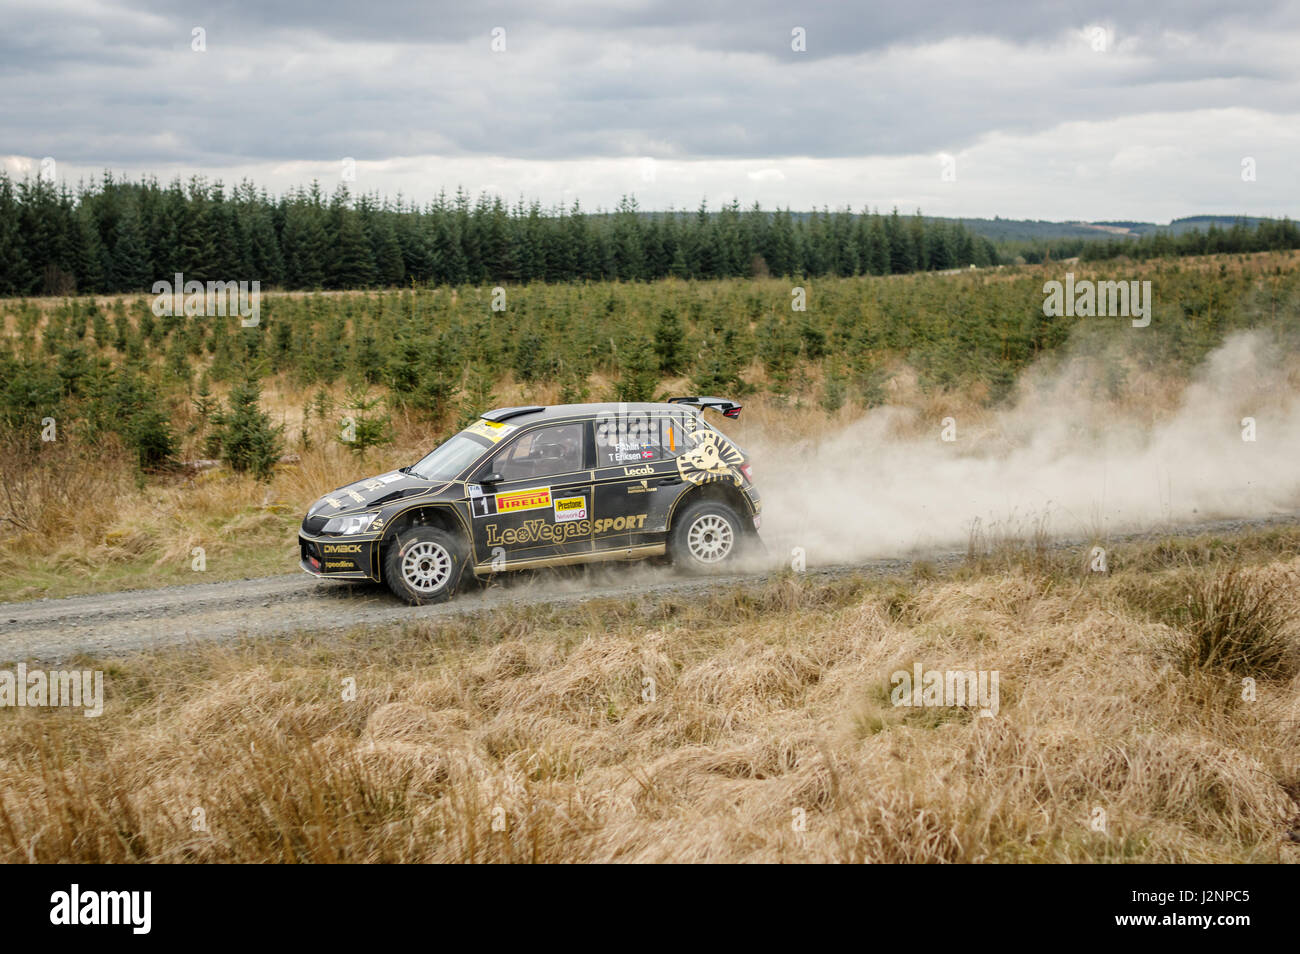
[614,335,658,402]
[373,217,405,286]
[215,370,283,479]
[281,200,328,288]
[333,210,376,287]
[107,203,151,292]
[0,174,32,295]
[885,207,915,274]
[69,207,104,292]
[653,307,686,373]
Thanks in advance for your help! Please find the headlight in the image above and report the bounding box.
[322,512,379,535]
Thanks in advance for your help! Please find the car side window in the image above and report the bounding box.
[659,413,697,458]
[489,423,585,481]
[595,414,680,466]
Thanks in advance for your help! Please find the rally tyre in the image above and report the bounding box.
[669,500,743,573]
[383,526,467,605]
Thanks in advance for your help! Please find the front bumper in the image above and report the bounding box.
[299,534,377,580]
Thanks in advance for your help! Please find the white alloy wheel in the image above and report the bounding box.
[686,512,734,564]
[402,540,453,593]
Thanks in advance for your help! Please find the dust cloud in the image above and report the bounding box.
[752,330,1300,564]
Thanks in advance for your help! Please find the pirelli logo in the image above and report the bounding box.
[495,486,551,514]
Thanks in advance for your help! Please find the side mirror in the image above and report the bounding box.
[479,472,503,486]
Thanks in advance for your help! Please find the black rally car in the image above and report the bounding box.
[299,398,762,604]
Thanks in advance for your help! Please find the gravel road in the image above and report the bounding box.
[3,512,1296,662]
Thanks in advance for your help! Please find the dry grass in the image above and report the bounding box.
[2,533,1297,863]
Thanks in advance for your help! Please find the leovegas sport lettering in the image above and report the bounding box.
[485,514,647,546]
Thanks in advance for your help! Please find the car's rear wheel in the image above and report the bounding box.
[383,526,466,605]
[669,500,743,572]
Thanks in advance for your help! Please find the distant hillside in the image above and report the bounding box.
[957,215,1278,243]
[634,210,1289,244]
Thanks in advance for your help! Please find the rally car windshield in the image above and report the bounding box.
[407,433,491,482]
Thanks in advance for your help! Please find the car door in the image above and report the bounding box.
[590,410,687,553]
[465,421,593,569]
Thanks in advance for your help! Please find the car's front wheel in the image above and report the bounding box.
[668,500,743,572]
[383,526,467,605]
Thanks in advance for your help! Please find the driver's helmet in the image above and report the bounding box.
[534,428,579,465]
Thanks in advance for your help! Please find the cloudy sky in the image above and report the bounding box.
[2,0,1298,220]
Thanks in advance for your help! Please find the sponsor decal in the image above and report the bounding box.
[486,519,587,547]
[593,514,647,534]
[495,486,551,514]
[346,489,365,503]
[484,513,647,547]
[604,440,659,464]
[324,560,354,569]
[627,479,658,494]
[676,428,744,486]
[554,495,588,522]
[321,543,363,554]
[361,473,403,490]
[326,496,344,509]
[623,464,654,477]
[465,419,517,443]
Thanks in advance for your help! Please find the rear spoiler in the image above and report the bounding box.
[667,396,743,420]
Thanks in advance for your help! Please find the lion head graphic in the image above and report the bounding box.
[676,427,743,485]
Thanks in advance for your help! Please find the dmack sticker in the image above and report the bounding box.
[321,543,363,554]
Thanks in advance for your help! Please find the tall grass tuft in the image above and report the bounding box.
[1162,565,1298,678]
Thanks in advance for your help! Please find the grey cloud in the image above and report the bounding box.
[1,0,1298,170]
